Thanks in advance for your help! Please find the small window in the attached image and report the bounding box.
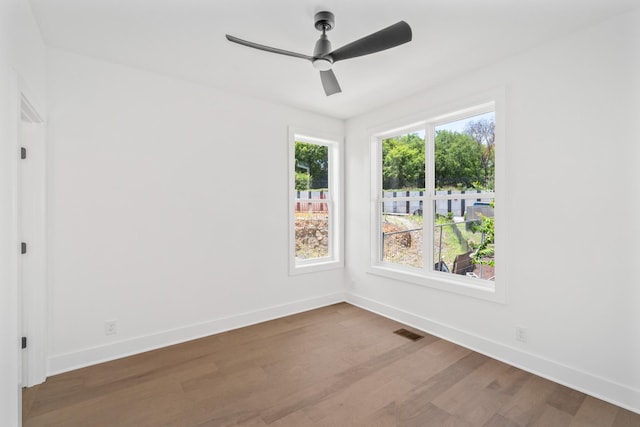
[371,101,501,300]
[289,129,342,274]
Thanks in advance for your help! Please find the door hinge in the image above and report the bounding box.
[21,242,27,254]
[21,337,27,349]
[21,147,27,159]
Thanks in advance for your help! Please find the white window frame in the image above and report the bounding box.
[288,128,344,275]
[369,95,505,303]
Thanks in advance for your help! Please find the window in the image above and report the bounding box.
[371,101,501,300]
[289,129,342,274]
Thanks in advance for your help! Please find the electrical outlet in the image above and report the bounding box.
[105,320,117,336]
[515,326,527,343]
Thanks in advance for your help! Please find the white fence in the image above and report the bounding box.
[382,190,493,217]
[295,189,494,217]
[295,190,328,213]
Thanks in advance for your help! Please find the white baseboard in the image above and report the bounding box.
[48,292,345,376]
[345,292,640,415]
[46,291,639,415]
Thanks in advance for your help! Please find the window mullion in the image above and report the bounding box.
[432,192,495,201]
[424,123,436,273]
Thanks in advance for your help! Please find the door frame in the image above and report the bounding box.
[17,86,47,389]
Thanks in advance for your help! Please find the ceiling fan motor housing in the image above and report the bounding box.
[313,36,333,70]
[313,35,332,57]
[314,11,335,31]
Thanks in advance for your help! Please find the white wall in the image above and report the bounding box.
[0,0,46,425]
[6,4,639,424]
[345,9,640,412]
[46,49,345,373]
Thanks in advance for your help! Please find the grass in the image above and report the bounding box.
[433,216,488,268]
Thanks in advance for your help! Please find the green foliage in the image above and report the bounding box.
[434,130,483,189]
[472,201,495,267]
[382,133,425,190]
[295,142,328,190]
[379,119,495,192]
[466,219,481,233]
[295,171,312,190]
[464,119,495,188]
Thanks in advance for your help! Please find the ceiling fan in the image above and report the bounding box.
[225,11,412,96]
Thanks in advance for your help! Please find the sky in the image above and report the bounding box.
[436,111,495,133]
[411,111,495,139]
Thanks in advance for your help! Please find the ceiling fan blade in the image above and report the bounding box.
[320,69,341,96]
[329,21,412,63]
[226,35,313,61]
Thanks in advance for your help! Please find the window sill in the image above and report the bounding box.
[290,258,344,276]
[367,264,505,304]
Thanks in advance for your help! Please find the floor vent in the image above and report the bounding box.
[393,328,424,341]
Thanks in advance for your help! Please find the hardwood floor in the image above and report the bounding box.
[23,303,639,426]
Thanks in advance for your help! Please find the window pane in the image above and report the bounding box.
[381,132,425,193]
[381,207,423,268]
[295,203,330,260]
[295,141,328,193]
[434,112,495,192]
[433,200,494,281]
[294,140,332,263]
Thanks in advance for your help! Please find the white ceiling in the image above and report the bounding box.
[28,0,638,119]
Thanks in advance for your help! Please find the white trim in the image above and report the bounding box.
[19,94,47,388]
[48,292,346,375]
[345,292,640,415]
[20,93,43,123]
[373,121,426,141]
[288,127,344,275]
[367,265,498,302]
[7,68,23,427]
[430,191,495,201]
[44,291,640,414]
[369,90,505,303]
[428,101,496,127]
[493,89,508,303]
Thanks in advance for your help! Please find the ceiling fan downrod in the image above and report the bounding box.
[312,11,334,70]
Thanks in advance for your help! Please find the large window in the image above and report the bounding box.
[371,101,501,299]
[289,130,342,274]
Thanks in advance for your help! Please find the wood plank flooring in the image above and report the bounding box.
[22,303,640,426]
